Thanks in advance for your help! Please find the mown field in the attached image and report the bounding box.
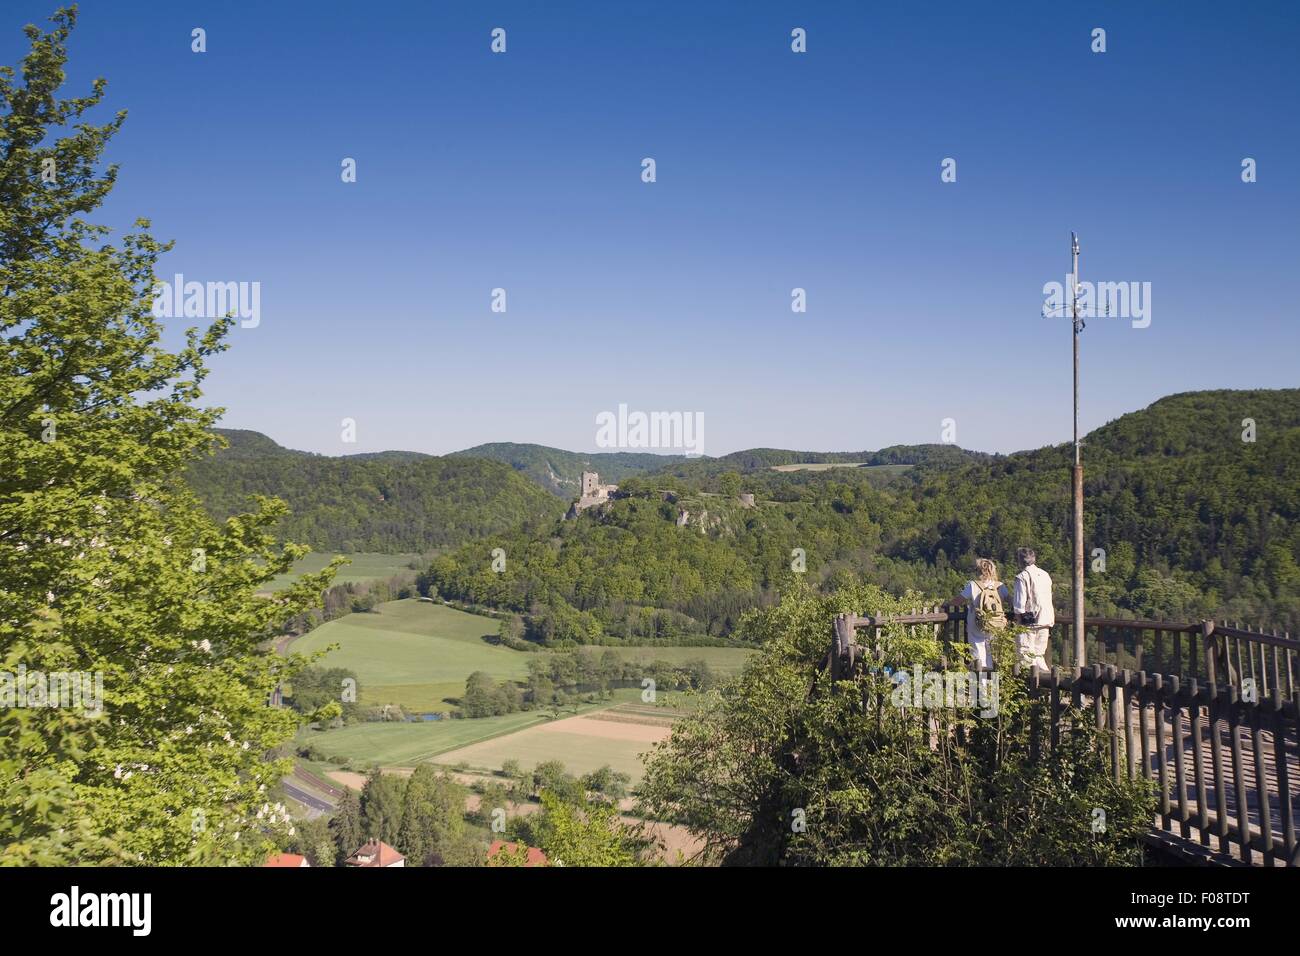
[298,689,655,766]
[290,599,755,712]
[291,599,531,713]
[300,692,692,784]
[431,701,680,782]
[583,645,753,676]
[290,596,743,779]
[264,551,427,592]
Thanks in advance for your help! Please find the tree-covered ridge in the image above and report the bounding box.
[647,442,990,479]
[448,441,688,496]
[422,468,914,642]
[187,430,565,552]
[422,388,1300,643]
[895,387,1300,627]
[447,441,989,496]
[1083,389,1300,459]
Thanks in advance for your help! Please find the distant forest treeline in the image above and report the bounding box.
[186,430,564,552]
[187,390,1300,641]
[419,390,1300,641]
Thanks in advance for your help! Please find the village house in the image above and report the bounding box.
[345,839,406,868]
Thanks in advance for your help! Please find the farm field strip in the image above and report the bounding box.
[264,552,427,593]
[299,690,648,767]
[430,706,679,782]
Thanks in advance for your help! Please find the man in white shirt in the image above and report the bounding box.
[1012,547,1054,673]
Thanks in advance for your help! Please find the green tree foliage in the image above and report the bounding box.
[484,841,535,866]
[656,444,987,482]
[471,780,510,828]
[285,666,361,722]
[531,760,583,804]
[329,789,363,865]
[284,573,415,638]
[718,471,742,498]
[353,766,477,866]
[423,389,1300,640]
[359,769,405,847]
[0,8,333,865]
[517,650,712,705]
[460,670,521,718]
[532,790,645,867]
[581,765,631,801]
[396,764,475,866]
[186,429,565,553]
[448,442,689,497]
[640,583,1154,865]
[281,815,334,867]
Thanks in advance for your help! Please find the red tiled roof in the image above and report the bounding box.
[345,839,405,867]
[487,840,548,866]
[263,852,310,868]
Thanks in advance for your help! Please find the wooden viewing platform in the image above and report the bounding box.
[822,608,1299,867]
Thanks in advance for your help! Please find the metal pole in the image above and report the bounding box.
[1071,233,1086,667]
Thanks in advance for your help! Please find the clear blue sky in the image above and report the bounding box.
[8,0,1298,456]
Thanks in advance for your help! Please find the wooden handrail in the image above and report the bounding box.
[851,610,1300,650]
[813,635,1300,866]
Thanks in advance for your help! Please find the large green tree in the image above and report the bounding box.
[359,770,405,847]
[329,789,363,865]
[640,581,1155,865]
[0,7,334,865]
[395,765,473,866]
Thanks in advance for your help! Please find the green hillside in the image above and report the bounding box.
[292,599,531,713]
[186,430,565,552]
[421,389,1300,640]
[448,441,688,496]
[647,443,989,479]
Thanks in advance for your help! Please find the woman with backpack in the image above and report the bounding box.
[950,558,1010,670]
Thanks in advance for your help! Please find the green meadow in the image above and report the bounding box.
[291,599,531,712]
[264,552,427,592]
[289,598,756,713]
[297,691,648,767]
[584,645,754,676]
[299,710,552,766]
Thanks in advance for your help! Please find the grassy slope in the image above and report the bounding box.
[291,599,756,712]
[292,599,532,712]
[586,645,753,675]
[263,552,426,592]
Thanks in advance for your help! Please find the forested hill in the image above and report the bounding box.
[419,389,1300,644]
[448,441,990,495]
[186,431,564,552]
[447,442,687,496]
[887,387,1300,618]
[644,443,990,481]
[1083,389,1300,458]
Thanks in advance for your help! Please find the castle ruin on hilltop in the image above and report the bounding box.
[566,470,619,518]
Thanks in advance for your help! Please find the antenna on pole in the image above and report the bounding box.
[1069,232,1085,668]
[1041,233,1088,667]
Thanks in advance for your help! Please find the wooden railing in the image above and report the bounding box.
[844,606,1299,707]
[825,608,1300,867]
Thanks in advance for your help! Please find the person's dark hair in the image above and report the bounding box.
[1016,547,1036,569]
